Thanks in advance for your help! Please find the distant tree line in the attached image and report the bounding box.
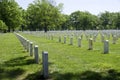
[0,0,120,32]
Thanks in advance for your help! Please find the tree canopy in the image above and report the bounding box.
[0,20,7,32]
[0,0,23,32]
[0,0,120,32]
[26,0,64,32]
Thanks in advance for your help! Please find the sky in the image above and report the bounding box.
[16,0,120,15]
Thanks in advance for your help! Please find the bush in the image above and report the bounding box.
[0,20,7,33]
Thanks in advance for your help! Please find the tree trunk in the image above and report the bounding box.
[8,26,10,32]
[44,26,47,33]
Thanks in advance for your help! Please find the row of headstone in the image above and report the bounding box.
[58,35,109,53]
[54,31,118,44]
[15,33,49,78]
[15,33,28,50]
[33,45,49,78]
[22,30,120,54]
[41,32,108,53]
[44,31,99,44]
[100,33,118,44]
[104,40,109,53]
[15,33,38,62]
[23,30,120,39]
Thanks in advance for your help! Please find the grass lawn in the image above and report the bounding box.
[0,33,41,80]
[0,33,120,80]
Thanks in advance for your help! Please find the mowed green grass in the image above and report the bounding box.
[0,33,42,80]
[20,32,120,80]
[0,33,120,80]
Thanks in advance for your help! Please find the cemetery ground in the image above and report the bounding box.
[0,33,120,80]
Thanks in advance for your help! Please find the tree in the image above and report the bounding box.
[115,12,120,29]
[26,0,63,32]
[0,0,22,32]
[99,11,117,29]
[60,14,69,30]
[68,11,99,30]
[0,20,7,32]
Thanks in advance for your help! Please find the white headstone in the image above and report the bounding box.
[70,37,73,45]
[88,38,93,50]
[113,35,116,44]
[42,51,48,78]
[59,36,61,42]
[27,40,29,52]
[29,42,33,56]
[64,36,66,44]
[104,40,109,54]
[78,37,81,47]
[34,45,39,64]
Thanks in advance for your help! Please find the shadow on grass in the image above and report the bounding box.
[0,67,25,80]
[23,71,45,80]
[24,69,120,80]
[4,56,35,67]
[0,56,36,80]
[24,62,54,80]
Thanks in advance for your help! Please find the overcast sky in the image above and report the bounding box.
[16,0,120,15]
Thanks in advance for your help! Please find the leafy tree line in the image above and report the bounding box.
[0,0,120,32]
[65,11,120,30]
[25,0,65,32]
[0,0,23,32]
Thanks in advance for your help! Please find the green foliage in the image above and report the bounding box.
[0,0,22,32]
[60,14,70,30]
[99,11,119,29]
[26,0,63,31]
[68,11,99,30]
[0,0,120,31]
[0,20,7,32]
[115,13,120,29]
